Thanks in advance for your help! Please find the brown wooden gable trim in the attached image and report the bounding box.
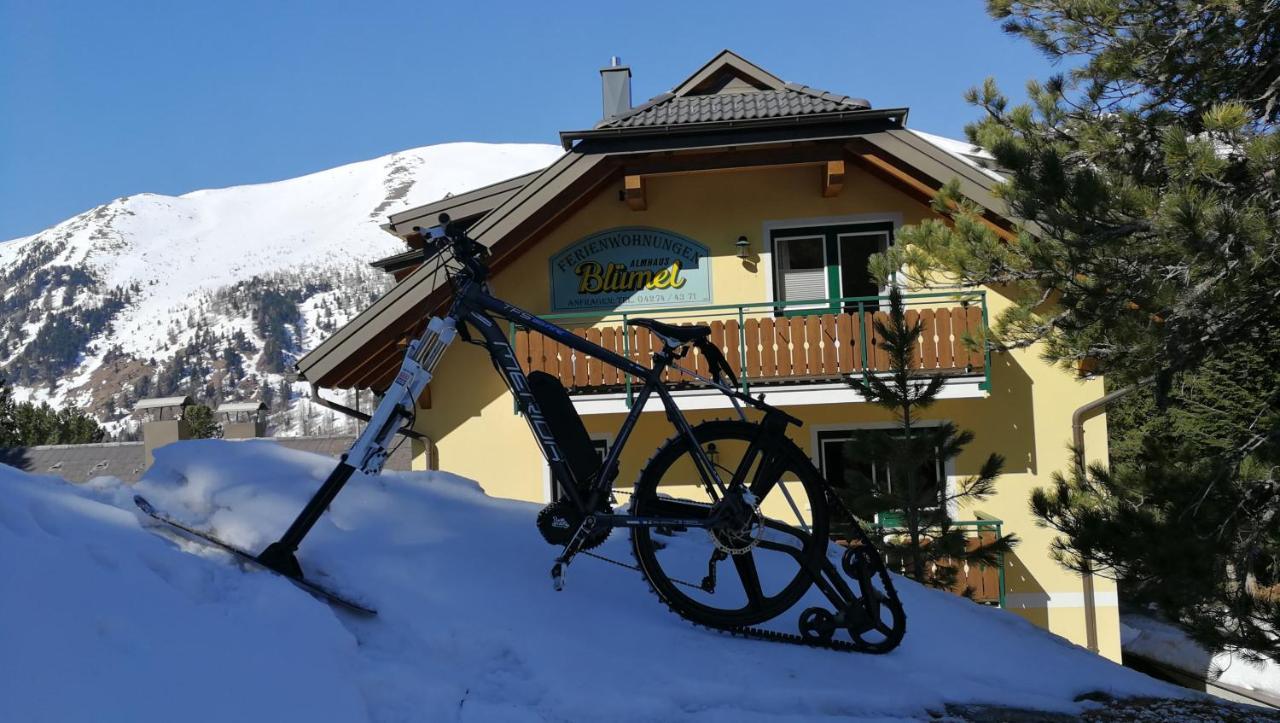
[849,138,1018,241]
[384,168,546,235]
[303,157,618,390]
[670,49,787,96]
[297,151,605,385]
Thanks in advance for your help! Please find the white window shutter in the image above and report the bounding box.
[781,268,826,302]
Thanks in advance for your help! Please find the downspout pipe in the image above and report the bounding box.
[1070,375,1155,654]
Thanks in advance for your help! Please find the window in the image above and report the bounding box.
[817,428,945,522]
[775,235,827,304]
[771,222,893,313]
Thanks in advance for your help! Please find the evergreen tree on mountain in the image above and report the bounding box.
[869,1,1280,657]
[0,375,17,447]
[0,393,104,448]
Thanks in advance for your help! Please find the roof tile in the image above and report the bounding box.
[599,88,870,129]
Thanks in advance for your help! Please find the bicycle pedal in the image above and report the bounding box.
[551,562,566,591]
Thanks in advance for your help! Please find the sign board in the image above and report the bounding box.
[549,227,712,312]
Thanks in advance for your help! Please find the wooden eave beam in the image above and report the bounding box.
[620,142,845,177]
[822,160,845,197]
[624,174,646,210]
[846,146,1017,242]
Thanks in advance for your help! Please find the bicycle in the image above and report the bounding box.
[242,215,908,653]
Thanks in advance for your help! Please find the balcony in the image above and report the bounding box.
[865,515,1008,607]
[511,292,990,408]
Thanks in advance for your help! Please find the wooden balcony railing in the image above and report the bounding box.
[511,292,990,400]
[850,516,1007,607]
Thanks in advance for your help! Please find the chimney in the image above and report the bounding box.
[217,401,268,439]
[134,396,193,468]
[600,56,632,121]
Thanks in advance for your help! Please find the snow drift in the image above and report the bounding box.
[0,441,1181,721]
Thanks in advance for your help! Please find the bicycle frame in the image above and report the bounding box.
[453,278,765,529]
[259,231,801,577]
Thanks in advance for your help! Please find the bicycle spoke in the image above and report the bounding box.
[629,420,831,630]
[732,551,765,609]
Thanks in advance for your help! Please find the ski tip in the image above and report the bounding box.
[133,495,155,514]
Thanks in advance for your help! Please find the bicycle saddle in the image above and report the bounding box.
[625,318,710,346]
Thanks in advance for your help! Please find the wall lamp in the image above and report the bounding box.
[735,235,751,259]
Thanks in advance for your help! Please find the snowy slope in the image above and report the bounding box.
[0,143,561,433]
[1122,613,1280,700]
[0,440,1186,722]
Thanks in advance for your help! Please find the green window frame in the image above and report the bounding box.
[770,221,894,315]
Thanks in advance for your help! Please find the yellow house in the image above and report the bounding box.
[296,51,1121,660]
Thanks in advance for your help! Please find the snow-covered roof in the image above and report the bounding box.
[216,401,266,414]
[909,129,1005,181]
[134,396,193,410]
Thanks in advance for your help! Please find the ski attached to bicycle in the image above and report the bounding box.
[138,214,905,654]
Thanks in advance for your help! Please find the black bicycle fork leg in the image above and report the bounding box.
[257,461,358,579]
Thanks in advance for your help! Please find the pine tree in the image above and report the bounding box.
[0,375,17,447]
[838,289,1016,590]
[182,404,220,440]
[6,400,103,446]
[869,0,1280,656]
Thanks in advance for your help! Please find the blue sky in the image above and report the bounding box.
[0,2,1064,241]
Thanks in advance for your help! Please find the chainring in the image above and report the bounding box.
[536,498,611,550]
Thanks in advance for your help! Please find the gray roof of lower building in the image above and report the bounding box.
[0,435,414,485]
[0,442,148,483]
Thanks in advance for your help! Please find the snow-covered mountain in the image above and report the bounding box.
[0,142,563,436]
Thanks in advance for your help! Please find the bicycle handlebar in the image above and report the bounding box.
[411,213,489,277]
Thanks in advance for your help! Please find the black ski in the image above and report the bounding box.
[133,495,376,616]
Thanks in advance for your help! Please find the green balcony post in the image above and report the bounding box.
[622,312,632,409]
[857,301,869,373]
[980,291,992,392]
[996,520,1006,609]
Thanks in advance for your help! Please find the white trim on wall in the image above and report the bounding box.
[571,377,987,416]
[1006,591,1119,609]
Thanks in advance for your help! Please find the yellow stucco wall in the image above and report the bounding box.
[409,162,1121,661]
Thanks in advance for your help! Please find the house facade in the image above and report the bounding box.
[296,51,1121,660]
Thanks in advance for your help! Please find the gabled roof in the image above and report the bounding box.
[561,50,873,147]
[296,51,1017,392]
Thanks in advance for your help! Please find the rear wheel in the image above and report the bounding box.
[630,420,829,629]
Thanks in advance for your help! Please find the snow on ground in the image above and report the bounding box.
[1122,612,1280,699]
[1,440,1182,722]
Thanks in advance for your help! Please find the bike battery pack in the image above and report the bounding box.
[527,371,601,489]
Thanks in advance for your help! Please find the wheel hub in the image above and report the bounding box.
[707,499,763,554]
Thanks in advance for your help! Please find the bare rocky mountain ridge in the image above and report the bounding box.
[0,142,563,437]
